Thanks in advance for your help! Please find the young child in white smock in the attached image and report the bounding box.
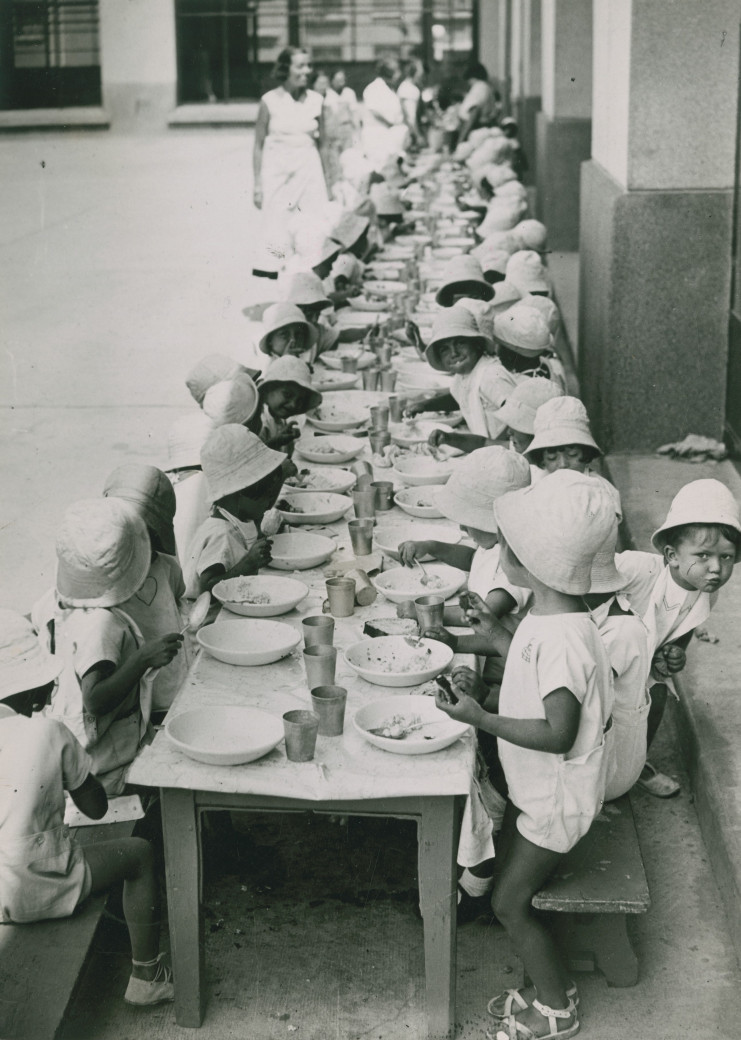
[492,376,564,481]
[436,470,616,1038]
[255,355,322,453]
[0,610,174,1005]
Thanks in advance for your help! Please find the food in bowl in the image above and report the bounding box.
[344,636,454,687]
[267,532,335,570]
[371,563,467,604]
[212,575,309,617]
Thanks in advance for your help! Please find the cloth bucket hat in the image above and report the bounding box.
[281,271,331,310]
[185,354,247,406]
[435,255,494,307]
[479,163,517,192]
[471,231,519,259]
[0,609,62,700]
[478,198,528,237]
[331,212,370,250]
[331,253,363,284]
[651,479,741,557]
[477,246,510,277]
[494,470,619,594]
[589,536,626,593]
[493,301,554,357]
[371,184,404,216]
[258,303,318,356]
[519,294,561,336]
[495,181,528,204]
[202,373,259,427]
[494,377,564,435]
[201,425,287,503]
[166,411,215,471]
[455,298,496,345]
[525,396,602,459]
[506,250,550,294]
[434,447,531,532]
[424,306,492,372]
[258,355,323,412]
[513,219,548,252]
[56,498,151,608]
[103,464,177,557]
[490,279,523,314]
[468,137,513,171]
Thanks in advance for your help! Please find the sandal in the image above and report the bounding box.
[636,761,680,798]
[487,984,579,1020]
[487,998,579,1040]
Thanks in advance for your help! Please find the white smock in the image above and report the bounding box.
[451,356,519,439]
[361,78,409,171]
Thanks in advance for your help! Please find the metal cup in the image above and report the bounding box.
[389,395,407,422]
[352,487,376,520]
[310,685,348,737]
[348,518,374,555]
[349,460,374,487]
[375,345,393,367]
[361,367,380,391]
[370,481,394,511]
[369,430,391,454]
[369,405,390,430]
[282,710,320,762]
[380,370,398,392]
[303,644,338,688]
[344,568,377,606]
[341,356,359,373]
[414,594,445,630]
[324,577,356,617]
[302,615,335,648]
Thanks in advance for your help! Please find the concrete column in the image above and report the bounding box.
[579,0,739,452]
[478,0,508,101]
[99,0,177,132]
[511,0,541,184]
[535,0,592,248]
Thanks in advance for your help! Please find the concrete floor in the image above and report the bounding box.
[2,133,741,1038]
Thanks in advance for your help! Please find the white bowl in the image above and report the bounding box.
[295,435,365,464]
[267,532,336,570]
[362,279,408,296]
[391,456,456,486]
[197,618,300,666]
[319,349,378,370]
[371,563,467,604]
[307,406,367,432]
[334,311,392,328]
[283,466,356,495]
[344,637,454,688]
[277,492,352,525]
[166,706,283,766]
[354,695,469,754]
[374,523,462,561]
[389,420,454,448]
[393,485,446,519]
[377,245,415,260]
[348,295,389,311]
[312,371,359,392]
[213,575,309,617]
[430,245,466,259]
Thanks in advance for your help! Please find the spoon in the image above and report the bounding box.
[368,720,450,740]
[183,591,211,635]
[414,558,433,587]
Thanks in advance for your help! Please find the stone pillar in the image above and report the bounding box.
[579,0,738,452]
[99,0,177,132]
[478,0,508,102]
[535,0,592,248]
[510,0,541,184]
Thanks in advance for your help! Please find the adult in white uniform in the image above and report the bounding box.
[361,58,409,171]
[252,47,330,277]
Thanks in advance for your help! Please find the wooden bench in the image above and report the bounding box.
[0,820,135,1040]
[531,794,650,987]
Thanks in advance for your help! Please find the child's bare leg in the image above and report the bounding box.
[83,838,160,978]
[646,681,668,749]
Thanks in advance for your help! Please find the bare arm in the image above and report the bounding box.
[80,632,182,718]
[197,538,273,595]
[438,685,581,754]
[252,100,270,209]
[69,773,108,820]
[406,392,458,416]
[457,104,481,143]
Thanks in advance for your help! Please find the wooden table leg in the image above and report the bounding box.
[417,797,459,1039]
[161,787,205,1026]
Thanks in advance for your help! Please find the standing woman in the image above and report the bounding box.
[457,61,501,144]
[252,47,330,279]
[361,57,409,171]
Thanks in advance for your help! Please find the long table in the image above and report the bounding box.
[128,451,476,1040]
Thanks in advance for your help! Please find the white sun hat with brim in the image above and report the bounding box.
[513,219,548,252]
[477,197,528,237]
[454,298,496,345]
[424,306,492,372]
[494,377,564,435]
[0,610,62,701]
[280,271,332,310]
[56,499,151,609]
[506,250,550,294]
[493,302,554,357]
[331,212,370,250]
[495,180,528,204]
[201,425,287,504]
[519,294,561,336]
[651,479,741,558]
[471,231,520,260]
[370,184,404,216]
[202,374,260,427]
[258,303,318,356]
[493,470,619,594]
[524,397,601,459]
[330,253,363,284]
[468,136,513,171]
[477,246,510,277]
[258,355,323,412]
[166,411,214,471]
[185,353,248,407]
[489,280,523,315]
[434,447,531,533]
[589,535,626,593]
[103,464,178,557]
[435,255,494,307]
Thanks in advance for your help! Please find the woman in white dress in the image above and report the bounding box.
[361,57,409,171]
[252,47,330,278]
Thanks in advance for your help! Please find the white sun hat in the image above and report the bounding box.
[476,163,517,193]
[166,411,214,471]
[434,447,531,533]
[513,219,548,252]
[651,479,741,557]
[258,355,323,412]
[200,425,287,503]
[494,470,619,594]
[103,464,178,557]
[56,498,151,608]
[490,280,523,315]
[258,303,318,356]
[424,306,492,372]
[519,294,561,336]
[185,354,248,406]
[589,533,626,593]
[493,301,554,357]
[495,180,528,204]
[524,397,602,459]
[331,212,370,250]
[455,298,496,344]
[471,231,520,259]
[202,374,260,427]
[280,271,332,310]
[478,197,528,237]
[435,255,494,307]
[477,246,510,277]
[494,378,565,435]
[0,610,62,700]
[505,250,550,294]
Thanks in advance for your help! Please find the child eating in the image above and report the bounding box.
[258,302,318,365]
[256,355,322,452]
[493,376,564,457]
[0,610,173,1005]
[524,396,603,474]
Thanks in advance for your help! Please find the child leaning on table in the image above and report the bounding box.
[32,499,182,797]
[256,355,323,453]
[183,425,287,597]
[616,478,741,797]
[436,470,616,1039]
[0,610,173,1006]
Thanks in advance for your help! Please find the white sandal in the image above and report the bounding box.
[487,997,579,1040]
[487,983,579,1020]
